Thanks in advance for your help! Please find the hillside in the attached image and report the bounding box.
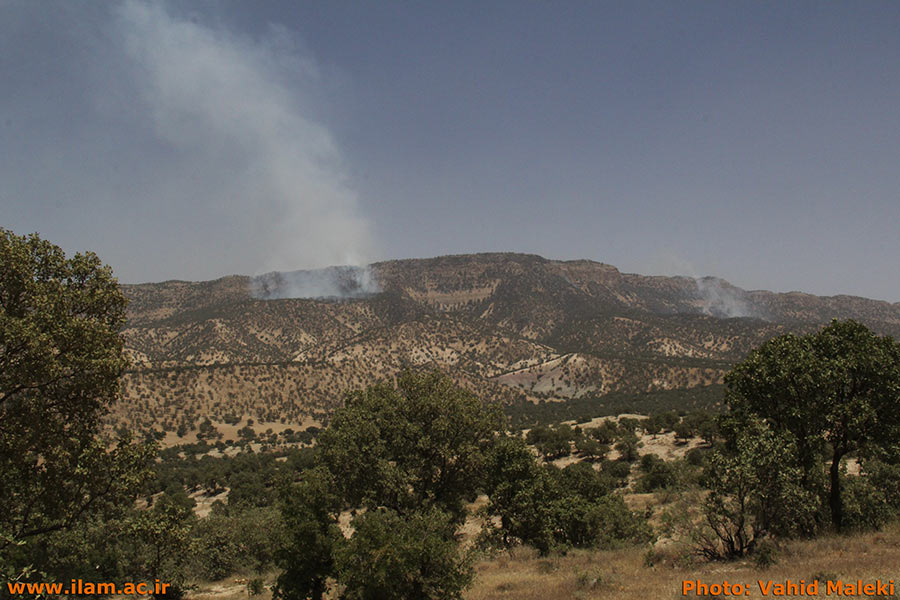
[113,253,900,436]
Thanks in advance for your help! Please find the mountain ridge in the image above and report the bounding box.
[112,253,900,437]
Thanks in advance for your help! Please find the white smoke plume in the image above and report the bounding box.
[0,2,379,282]
[645,254,759,319]
[114,1,377,279]
[695,276,755,319]
[250,265,380,300]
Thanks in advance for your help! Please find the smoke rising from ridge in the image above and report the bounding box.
[0,1,376,282]
[116,1,377,275]
[646,254,759,318]
[250,265,380,300]
[695,277,755,319]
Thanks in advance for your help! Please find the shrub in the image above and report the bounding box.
[335,508,473,600]
[697,417,817,559]
[841,474,894,531]
[247,578,265,597]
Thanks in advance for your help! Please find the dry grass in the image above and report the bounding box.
[181,521,900,600]
[466,521,900,600]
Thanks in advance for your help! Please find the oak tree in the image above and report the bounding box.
[0,229,152,568]
[723,319,900,530]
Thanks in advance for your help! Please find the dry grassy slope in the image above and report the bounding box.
[113,253,900,435]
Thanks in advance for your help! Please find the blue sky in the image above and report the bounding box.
[2,1,899,301]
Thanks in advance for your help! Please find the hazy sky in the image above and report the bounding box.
[2,1,899,301]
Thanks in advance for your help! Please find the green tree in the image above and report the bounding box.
[277,370,499,600]
[317,370,502,521]
[274,469,341,600]
[0,229,153,574]
[636,455,677,492]
[724,320,900,530]
[575,436,607,461]
[334,508,473,600]
[673,421,693,445]
[642,417,662,437]
[483,436,649,555]
[697,416,816,559]
[129,492,195,591]
[591,421,618,444]
[614,430,642,462]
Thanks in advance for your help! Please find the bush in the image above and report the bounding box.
[841,474,894,531]
[685,447,709,467]
[591,422,618,445]
[753,540,779,569]
[276,371,499,600]
[553,495,652,550]
[575,437,607,461]
[527,425,575,459]
[247,578,265,597]
[602,460,632,484]
[865,460,900,513]
[614,431,641,462]
[335,508,473,600]
[485,459,650,555]
[697,417,817,559]
[190,515,241,581]
[635,455,678,492]
[556,462,614,499]
[190,506,284,580]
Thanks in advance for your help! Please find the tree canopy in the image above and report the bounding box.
[277,369,500,600]
[0,229,152,567]
[723,319,900,530]
[317,369,503,521]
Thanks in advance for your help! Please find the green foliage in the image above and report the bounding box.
[864,460,900,513]
[189,514,242,581]
[483,437,650,555]
[549,493,652,552]
[556,462,615,499]
[318,369,502,521]
[601,459,632,484]
[247,577,265,597]
[642,418,662,436]
[590,421,618,444]
[752,539,779,569]
[649,411,680,433]
[335,508,473,600]
[277,370,496,600]
[505,385,724,430]
[189,505,284,581]
[275,469,341,600]
[0,229,154,577]
[685,446,710,468]
[196,418,222,441]
[840,473,895,531]
[614,430,641,463]
[574,436,608,461]
[635,455,678,492]
[616,418,641,433]
[129,492,195,588]
[672,421,694,445]
[724,320,900,530]
[227,471,273,508]
[526,424,575,459]
[697,416,817,559]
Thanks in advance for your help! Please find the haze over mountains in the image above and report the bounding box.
[114,253,900,436]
